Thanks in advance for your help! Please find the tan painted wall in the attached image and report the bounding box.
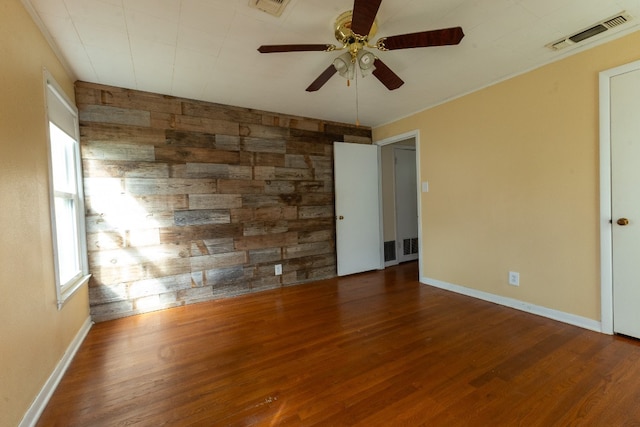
[0,1,90,425]
[374,30,640,321]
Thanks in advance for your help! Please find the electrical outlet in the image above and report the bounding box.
[275,264,282,276]
[508,271,520,286]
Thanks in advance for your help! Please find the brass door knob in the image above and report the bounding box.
[338,215,344,220]
[617,218,630,226]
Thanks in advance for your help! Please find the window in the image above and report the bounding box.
[45,71,90,308]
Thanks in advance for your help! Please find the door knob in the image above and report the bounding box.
[338,215,344,220]
[617,218,630,226]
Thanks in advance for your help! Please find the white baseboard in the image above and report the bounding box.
[19,316,93,427]
[421,276,602,333]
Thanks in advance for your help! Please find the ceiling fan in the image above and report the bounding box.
[257,0,464,92]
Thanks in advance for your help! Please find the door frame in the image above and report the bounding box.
[599,59,640,335]
[376,130,422,277]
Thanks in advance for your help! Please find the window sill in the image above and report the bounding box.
[57,274,91,310]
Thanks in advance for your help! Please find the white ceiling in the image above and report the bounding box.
[26,0,640,127]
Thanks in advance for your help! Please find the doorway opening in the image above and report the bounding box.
[377,131,421,272]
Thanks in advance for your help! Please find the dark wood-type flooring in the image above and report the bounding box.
[37,262,640,426]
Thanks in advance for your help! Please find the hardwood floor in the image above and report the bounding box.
[38,262,640,426]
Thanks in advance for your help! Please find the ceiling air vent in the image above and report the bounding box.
[547,12,632,51]
[249,0,291,17]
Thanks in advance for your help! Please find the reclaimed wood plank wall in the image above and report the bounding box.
[75,81,372,322]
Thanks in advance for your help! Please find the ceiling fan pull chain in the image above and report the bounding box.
[355,71,360,127]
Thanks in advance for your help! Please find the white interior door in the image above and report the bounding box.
[611,67,640,339]
[334,142,383,276]
[394,147,418,263]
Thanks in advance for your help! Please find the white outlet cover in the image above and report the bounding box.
[275,264,282,275]
[509,271,519,286]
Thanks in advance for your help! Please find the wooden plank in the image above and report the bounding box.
[284,154,332,170]
[151,112,240,136]
[253,166,275,180]
[298,205,333,219]
[264,181,295,194]
[159,224,242,243]
[248,248,282,264]
[127,274,193,299]
[254,152,285,167]
[129,195,189,213]
[164,129,216,148]
[174,210,231,226]
[86,229,161,250]
[235,231,298,250]
[76,81,182,115]
[214,135,242,151]
[242,220,289,237]
[285,140,329,156]
[188,194,242,210]
[242,137,286,154]
[190,251,247,271]
[182,101,263,124]
[299,193,333,206]
[283,241,334,259]
[190,238,235,256]
[241,194,300,208]
[204,265,246,286]
[85,212,175,233]
[289,128,338,144]
[80,104,151,127]
[83,159,169,178]
[81,123,166,145]
[185,163,228,178]
[239,123,289,139]
[295,181,327,193]
[286,218,334,232]
[86,231,125,252]
[325,123,372,139]
[90,256,192,285]
[283,253,336,270]
[229,206,297,222]
[343,134,373,144]
[217,179,264,194]
[88,282,128,304]
[155,146,240,164]
[298,229,334,243]
[82,141,155,161]
[88,243,189,268]
[273,167,314,181]
[125,178,217,195]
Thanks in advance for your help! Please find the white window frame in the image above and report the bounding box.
[44,70,90,309]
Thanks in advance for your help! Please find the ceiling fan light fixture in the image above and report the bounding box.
[357,50,376,77]
[333,51,356,79]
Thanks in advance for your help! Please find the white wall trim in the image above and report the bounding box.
[422,276,602,333]
[19,316,93,427]
[598,59,640,336]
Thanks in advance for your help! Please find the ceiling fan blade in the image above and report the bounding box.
[377,27,464,50]
[372,58,404,90]
[306,65,338,92]
[258,44,335,53]
[351,0,383,37]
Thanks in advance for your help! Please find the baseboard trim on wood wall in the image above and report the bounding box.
[19,316,93,427]
[421,276,603,333]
